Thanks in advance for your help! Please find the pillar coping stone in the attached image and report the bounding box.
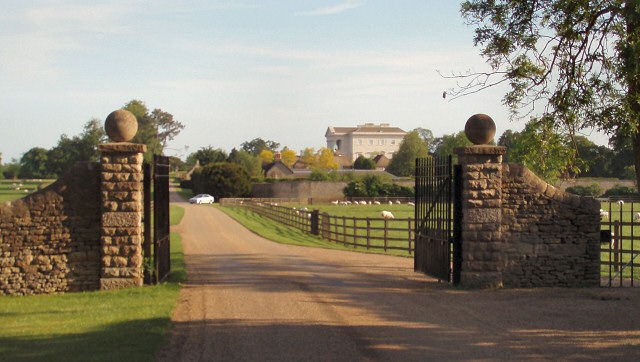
[454,145,507,156]
[98,143,147,153]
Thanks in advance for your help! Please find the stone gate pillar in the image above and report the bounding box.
[454,114,506,288]
[98,110,147,290]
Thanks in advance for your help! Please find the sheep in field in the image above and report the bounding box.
[600,209,609,219]
[374,201,381,205]
[331,200,339,205]
[388,201,393,205]
[617,200,625,206]
[381,210,394,219]
[407,202,415,206]
[635,213,640,222]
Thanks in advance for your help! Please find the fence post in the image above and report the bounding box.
[353,217,357,249]
[342,216,347,246]
[384,218,388,252]
[311,210,319,235]
[408,218,412,255]
[366,218,371,250]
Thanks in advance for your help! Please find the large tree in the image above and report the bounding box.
[386,130,430,176]
[186,146,228,167]
[46,118,107,176]
[123,99,184,160]
[19,147,50,179]
[456,1,640,187]
[241,138,280,156]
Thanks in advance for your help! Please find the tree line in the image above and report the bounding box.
[1,99,183,179]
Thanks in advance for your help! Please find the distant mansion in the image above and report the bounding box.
[325,123,406,161]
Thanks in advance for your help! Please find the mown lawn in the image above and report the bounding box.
[0,205,186,362]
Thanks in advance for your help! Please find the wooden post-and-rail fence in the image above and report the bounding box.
[221,198,415,254]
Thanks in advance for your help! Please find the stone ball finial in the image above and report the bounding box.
[464,114,496,145]
[105,109,138,143]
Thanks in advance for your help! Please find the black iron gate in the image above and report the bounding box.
[414,155,462,284]
[143,154,171,284]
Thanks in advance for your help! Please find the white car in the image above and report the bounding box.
[189,194,215,204]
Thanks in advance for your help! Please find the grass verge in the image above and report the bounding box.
[216,205,352,251]
[0,207,186,362]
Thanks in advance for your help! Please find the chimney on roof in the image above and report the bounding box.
[275,151,282,161]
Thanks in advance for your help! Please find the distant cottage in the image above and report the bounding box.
[325,123,406,162]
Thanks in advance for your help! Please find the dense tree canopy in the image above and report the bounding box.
[19,147,50,179]
[186,146,228,167]
[241,138,280,156]
[386,130,430,176]
[456,0,640,187]
[123,99,184,161]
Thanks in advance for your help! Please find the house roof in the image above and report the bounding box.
[326,124,406,137]
[262,161,293,174]
[373,154,390,167]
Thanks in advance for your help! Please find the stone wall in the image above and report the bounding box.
[251,181,348,203]
[0,163,101,295]
[0,143,147,295]
[501,164,601,287]
[455,145,600,288]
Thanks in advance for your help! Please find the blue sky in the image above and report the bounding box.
[0,0,606,162]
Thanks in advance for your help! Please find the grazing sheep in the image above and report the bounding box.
[617,200,625,206]
[368,201,372,205]
[373,201,381,205]
[388,201,393,205]
[407,202,415,206]
[600,209,609,219]
[300,207,308,211]
[635,213,640,222]
[331,200,339,205]
[395,200,401,204]
[381,210,394,219]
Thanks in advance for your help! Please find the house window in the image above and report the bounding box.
[391,140,396,145]
[358,139,362,145]
[369,139,373,145]
[379,139,385,145]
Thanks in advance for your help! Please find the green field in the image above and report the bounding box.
[0,205,186,361]
[0,179,54,202]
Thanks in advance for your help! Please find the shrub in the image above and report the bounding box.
[353,155,376,170]
[602,184,638,197]
[565,183,602,197]
[192,162,251,199]
[343,174,413,197]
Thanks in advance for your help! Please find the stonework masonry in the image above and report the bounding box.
[0,163,102,295]
[454,146,600,288]
[0,143,147,295]
[98,143,146,290]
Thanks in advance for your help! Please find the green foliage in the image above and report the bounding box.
[343,174,413,198]
[46,118,107,177]
[186,146,228,167]
[226,148,262,177]
[459,0,640,188]
[353,155,376,170]
[622,165,636,180]
[241,138,280,156]
[565,183,602,197]
[19,147,51,179]
[124,99,184,161]
[433,131,473,160]
[192,162,252,199]
[602,185,638,198]
[2,160,20,179]
[387,130,430,176]
[509,117,579,183]
[308,169,340,181]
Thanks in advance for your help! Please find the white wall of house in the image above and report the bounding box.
[326,123,406,161]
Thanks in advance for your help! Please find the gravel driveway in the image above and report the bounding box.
[159,194,640,361]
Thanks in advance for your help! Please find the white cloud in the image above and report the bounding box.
[26,3,132,34]
[295,0,365,16]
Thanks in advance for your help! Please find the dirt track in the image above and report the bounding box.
[159,194,640,361]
